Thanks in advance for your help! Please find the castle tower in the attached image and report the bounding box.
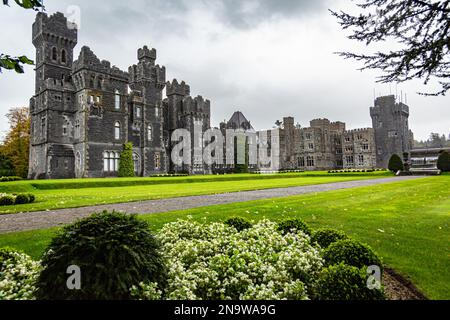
[128,46,167,175]
[370,95,412,168]
[29,12,78,179]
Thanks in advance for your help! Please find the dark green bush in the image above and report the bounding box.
[437,151,450,172]
[225,217,252,231]
[388,154,404,172]
[0,176,23,182]
[36,211,167,300]
[0,195,15,206]
[323,239,382,270]
[27,193,36,203]
[277,218,311,236]
[311,228,348,248]
[315,263,385,300]
[0,247,21,265]
[14,194,30,205]
[118,143,135,177]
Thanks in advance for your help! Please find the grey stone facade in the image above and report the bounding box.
[28,12,211,179]
[370,95,414,168]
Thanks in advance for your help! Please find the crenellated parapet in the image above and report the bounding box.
[32,12,77,47]
[166,79,191,97]
[72,46,128,79]
[182,95,211,115]
[129,46,166,88]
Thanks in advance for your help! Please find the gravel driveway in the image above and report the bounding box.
[0,176,423,234]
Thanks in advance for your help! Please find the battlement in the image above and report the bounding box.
[72,46,128,79]
[345,128,373,133]
[182,95,211,114]
[166,79,191,96]
[310,118,331,127]
[138,45,157,63]
[32,12,77,46]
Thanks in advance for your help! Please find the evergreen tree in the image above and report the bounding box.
[118,143,135,177]
[388,154,404,172]
[437,151,450,172]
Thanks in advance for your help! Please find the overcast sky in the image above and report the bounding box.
[0,0,448,140]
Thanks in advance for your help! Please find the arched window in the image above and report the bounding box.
[52,47,58,61]
[115,90,120,110]
[61,49,67,64]
[114,121,121,140]
[103,151,109,171]
[133,153,140,174]
[147,125,153,141]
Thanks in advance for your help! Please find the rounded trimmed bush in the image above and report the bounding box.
[225,217,252,231]
[311,228,348,248]
[35,211,167,300]
[437,151,450,172]
[388,154,404,172]
[0,195,15,206]
[315,263,385,300]
[277,218,311,236]
[323,239,382,269]
[14,194,30,205]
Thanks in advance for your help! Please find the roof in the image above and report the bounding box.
[227,111,254,130]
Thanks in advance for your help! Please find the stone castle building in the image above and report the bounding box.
[28,12,413,179]
[28,12,211,179]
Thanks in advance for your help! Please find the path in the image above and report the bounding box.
[0,176,422,234]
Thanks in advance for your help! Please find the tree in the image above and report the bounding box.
[388,154,404,172]
[330,0,450,96]
[118,142,135,177]
[1,0,44,74]
[0,107,30,177]
[437,151,450,172]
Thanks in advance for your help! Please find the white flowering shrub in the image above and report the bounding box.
[154,218,323,300]
[0,248,41,300]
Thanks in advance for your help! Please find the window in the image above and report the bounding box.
[345,136,351,142]
[358,155,364,165]
[147,125,153,141]
[345,146,354,152]
[305,133,312,140]
[155,107,159,118]
[388,131,398,138]
[346,155,354,166]
[89,95,95,104]
[357,134,363,140]
[306,156,315,167]
[298,157,305,167]
[115,90,120,110]
[114,121,121,140]
[133,153,140,174]
[62,125,67,136]
[362,144,369,151]
[154,153,161,170]
[336,148,342,155]
[52,47,58,61]
[136,106,141,118]
[308,143,314,150]
[61,49,67,64]
[95,96,101,104]
[103,151,120,172]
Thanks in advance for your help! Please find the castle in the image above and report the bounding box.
[28,12,413,179]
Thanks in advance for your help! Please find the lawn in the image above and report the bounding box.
[0,171,390,214]
[0,175,448,299]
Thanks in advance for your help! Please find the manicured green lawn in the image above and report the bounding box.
[0,171,390,214]
[0,175,448,299]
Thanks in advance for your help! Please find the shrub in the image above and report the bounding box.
[0,195,15,206]
[14,194,30,205]
[118,142,135,177]
[388,154,404,172]
[27,193,36,203]
[155,219,322,300]
[311,228,348,248]
[0,247,41,300]
[224,217,252,231]
[437,151,450,172]
[277,218,311,236]
[323,239,382,270]
[315,263,385,300]
[0,176,23,182]
[35,211,167,300]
